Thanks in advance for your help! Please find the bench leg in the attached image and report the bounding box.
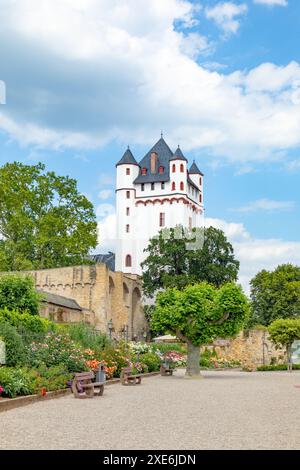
[85,386,95,398]
[98,385,104,396]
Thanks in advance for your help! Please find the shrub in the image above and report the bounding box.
[0,308,56,335]
[27,332,87,372]
[30,364,73,393]
[0,322,27,366]
[151,342,186,354]
[257,364,300,371]
[138,352,161,372]
[67,322,110,352]
[0,367,34,398]
[100,344,130,377]
[0,274,42,315]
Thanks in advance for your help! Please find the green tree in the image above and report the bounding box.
[151,282,249,377]
[268,318,300,371]
[0,162,98,271]
[141,226,239,297]
[0,274,42,315]
[250,264,300,326]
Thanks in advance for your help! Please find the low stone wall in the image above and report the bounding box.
[203,329,287,370]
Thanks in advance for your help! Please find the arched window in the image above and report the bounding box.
[158,166,164,174]
[125,255,132,267]
[199,177,202,186]
[172,164,176,173]
[172,182,176,191]
[180,164,184,173]
[141,168,147,175]
[180,182,184,191]
[126,168,130,175]
[199,194,202,203]
[126,191,130,199]
[126,224,130,233]
[126,207,130,216]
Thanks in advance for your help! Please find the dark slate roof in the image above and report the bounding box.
[189,161,204,176]
[38,290,82,311]
[170,146,188,161]
[133,137,174,184]
[116,148,139,166]
[89,252,115,272]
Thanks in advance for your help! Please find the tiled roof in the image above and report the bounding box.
[116,148,139,166]
[189,161,204,176]
[38,290,82,311]
[170,146,188,161]
[89,252,115,271]
[133,137,173,184]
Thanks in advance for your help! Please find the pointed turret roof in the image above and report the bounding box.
[116,147,139,166]
[189,161,204,176]
[170,145,188,161]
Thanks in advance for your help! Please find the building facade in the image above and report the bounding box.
[115,136,204,275]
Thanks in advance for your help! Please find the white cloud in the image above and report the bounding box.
[205,2,248,35]
[95,203,115,218]
[98,189,113,200]
[253,0,288,6]
[0,0,300,162]
[97,213,117,252]
[232,198,295,212]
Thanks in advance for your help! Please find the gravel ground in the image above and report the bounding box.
[1,369,300,450]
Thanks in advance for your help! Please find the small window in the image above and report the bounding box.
[151,183,155,191]
[172,164,176,173]
[126,191,130,199]
[180,164,184,173]
[180,182,184,191]
[141,183,145,191]
[200,194,202,203]
[141,168,147,175]
[159,212,165,227]
[161,182,165,190]
[172,182,176,191]
[158,166,164,174]
[199,177,202,186]
[126,224,130,233]
[126,207,130,216]
[125,255,132,267]
[126,168,130,175]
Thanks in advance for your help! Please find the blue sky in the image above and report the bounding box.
[0,0,300,290]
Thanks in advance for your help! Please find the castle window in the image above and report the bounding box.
[199,177,202,186]
[172,182,176,191]
[200,193,202,203]
[151,183,155,191]
[159,212,165,227]
[141,168,147,175]
[126,207,130,216]
[125,255,132,267]
[126,168,130,175]
[180,182,184,191]
[161,182,165,190]
[126,191,130,199]
[172,164,176,173]
[158,166,164,174]
[141,183,145,191]
[180,164,184,173]
[126,224,130,233]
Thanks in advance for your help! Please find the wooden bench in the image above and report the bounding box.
[120,367,142,386]
[71,371,105,398]
[160,363,173,376]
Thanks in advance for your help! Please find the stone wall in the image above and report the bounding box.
[203,329,287,370]
[2,264,147,340]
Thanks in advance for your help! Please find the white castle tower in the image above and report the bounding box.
[115,136,204,275]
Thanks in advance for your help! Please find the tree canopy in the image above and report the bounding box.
[268,318,300,371]
[250,264,300,326]
[0,162,98,271]
[152,282,249,376]
[0,274,42,315]
[141,225,239,297]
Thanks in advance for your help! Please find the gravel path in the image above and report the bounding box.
[1,369,300,450]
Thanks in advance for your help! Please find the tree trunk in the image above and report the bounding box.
[185,341,202,378]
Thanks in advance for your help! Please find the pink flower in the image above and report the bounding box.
[0,386,4,395]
